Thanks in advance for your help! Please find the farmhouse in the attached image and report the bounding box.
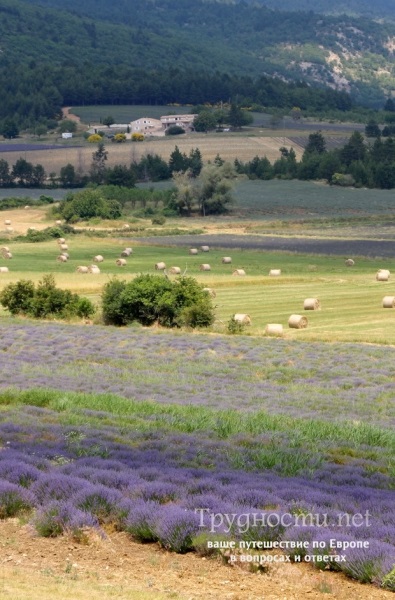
[130,117,163,135]
[160,114,197,132]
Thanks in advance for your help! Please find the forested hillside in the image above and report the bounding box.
[251,0,395,20]
[1,0,394,128]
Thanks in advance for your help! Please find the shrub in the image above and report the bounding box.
[131,133,144,142]
[151,215,166,225]
[112,133,126,143]
[101,275,214,328]
[87,134,103,143]
[165,125,186,136]
[227,316,246,334]
[33,501,98,537]
[0,482,34,518]
[59,189,122,222]
[0,274,95,320]
[0,279,35,315]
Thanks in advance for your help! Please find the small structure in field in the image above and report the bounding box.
[169,266,181,274]
[199,264,211,271]
[189,248,198,255]
[345,258,355,266]
[201,245,210,252]
[265,323,283,336]
[269,269,281,276]
[233,269,246,276]
[304,298,320,310]
[376,269,390,281]
[155,262,166,270]
[77,266,89,273]
[222,257,232,264]
[233,313,251,325]
[288,314,308,329]
[93,255,104,263]
[382,296,395,308]
[202,287,216,298]
[116,258,127,267]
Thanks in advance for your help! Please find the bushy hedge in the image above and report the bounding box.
[102,275,215,328]
[0,274,95,319]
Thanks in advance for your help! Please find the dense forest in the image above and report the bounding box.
[0,0,394,129]
[250,0,395,20]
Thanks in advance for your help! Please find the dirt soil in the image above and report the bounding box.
[0,520,392,600]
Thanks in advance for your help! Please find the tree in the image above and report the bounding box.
[0,159,12,186]
[31,164,46,187]
[35,124,48,138]
[168,145,189,174]
[12,158,33,186]
[365,120,381,138]
[384,98,395,112]
[58,120,77,134]
[102,115,115,128]
[227,104,252,129]
[188,148,203,177]
[193,110,218,133]
[59,163,77,187]
[304,131,326,154]
[1,119,19,139]
[59,189,121,222]
[104,164,136,187]
[90,142,108,184]
[341,132,366,166]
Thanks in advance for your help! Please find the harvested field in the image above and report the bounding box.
[0,136,303,174]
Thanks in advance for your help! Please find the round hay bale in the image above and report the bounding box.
[116,258,127,267]
[233,313,251,325]
[265,324,284,337]
[288,314,308,329]
[123,223,130,229]
[57,255,68,262]
[169,266,181,274]
[5,227,13,233]
[24,205,30,210]
[77,266,89,273]
[199,264,211,271]
[303,298,321,311]
[3,252,12,259]
[4,220,11,226]
[0,267,9,273]
[233,269,246,276]
[155,262,166,270]
[189,248,198,255]
[93,255,104,263]
[59,244,68,251]
[222,256,232,264]
[1,246,10,253]
[55,220,62,225]
[57,238,66,244]
[376,269,390,281]
[202,287,216,298]
[121,248,132,257]
[345,258,355,266]
[61,252,69,259]
[201,245,210,252]
[88,265,100,274]
[269,269,281,276]
[382,296,395,308]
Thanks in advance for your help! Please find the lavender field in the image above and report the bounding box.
[0,322,394,589]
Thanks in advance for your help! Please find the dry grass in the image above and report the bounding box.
[0,135,304,174]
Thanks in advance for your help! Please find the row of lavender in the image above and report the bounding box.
[0,323,394,427]
[0,404,394,588]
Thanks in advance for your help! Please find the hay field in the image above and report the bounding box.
[2,233,395,343]
[0,135,304,175]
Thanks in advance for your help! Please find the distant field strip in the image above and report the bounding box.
[0,136,298,173]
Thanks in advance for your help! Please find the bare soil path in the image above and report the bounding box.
[0,520,392,600]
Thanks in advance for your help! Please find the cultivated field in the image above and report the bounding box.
[0,134,304,174]
[0,181,394,598]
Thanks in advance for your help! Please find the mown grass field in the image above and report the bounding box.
[1,234,395,344]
